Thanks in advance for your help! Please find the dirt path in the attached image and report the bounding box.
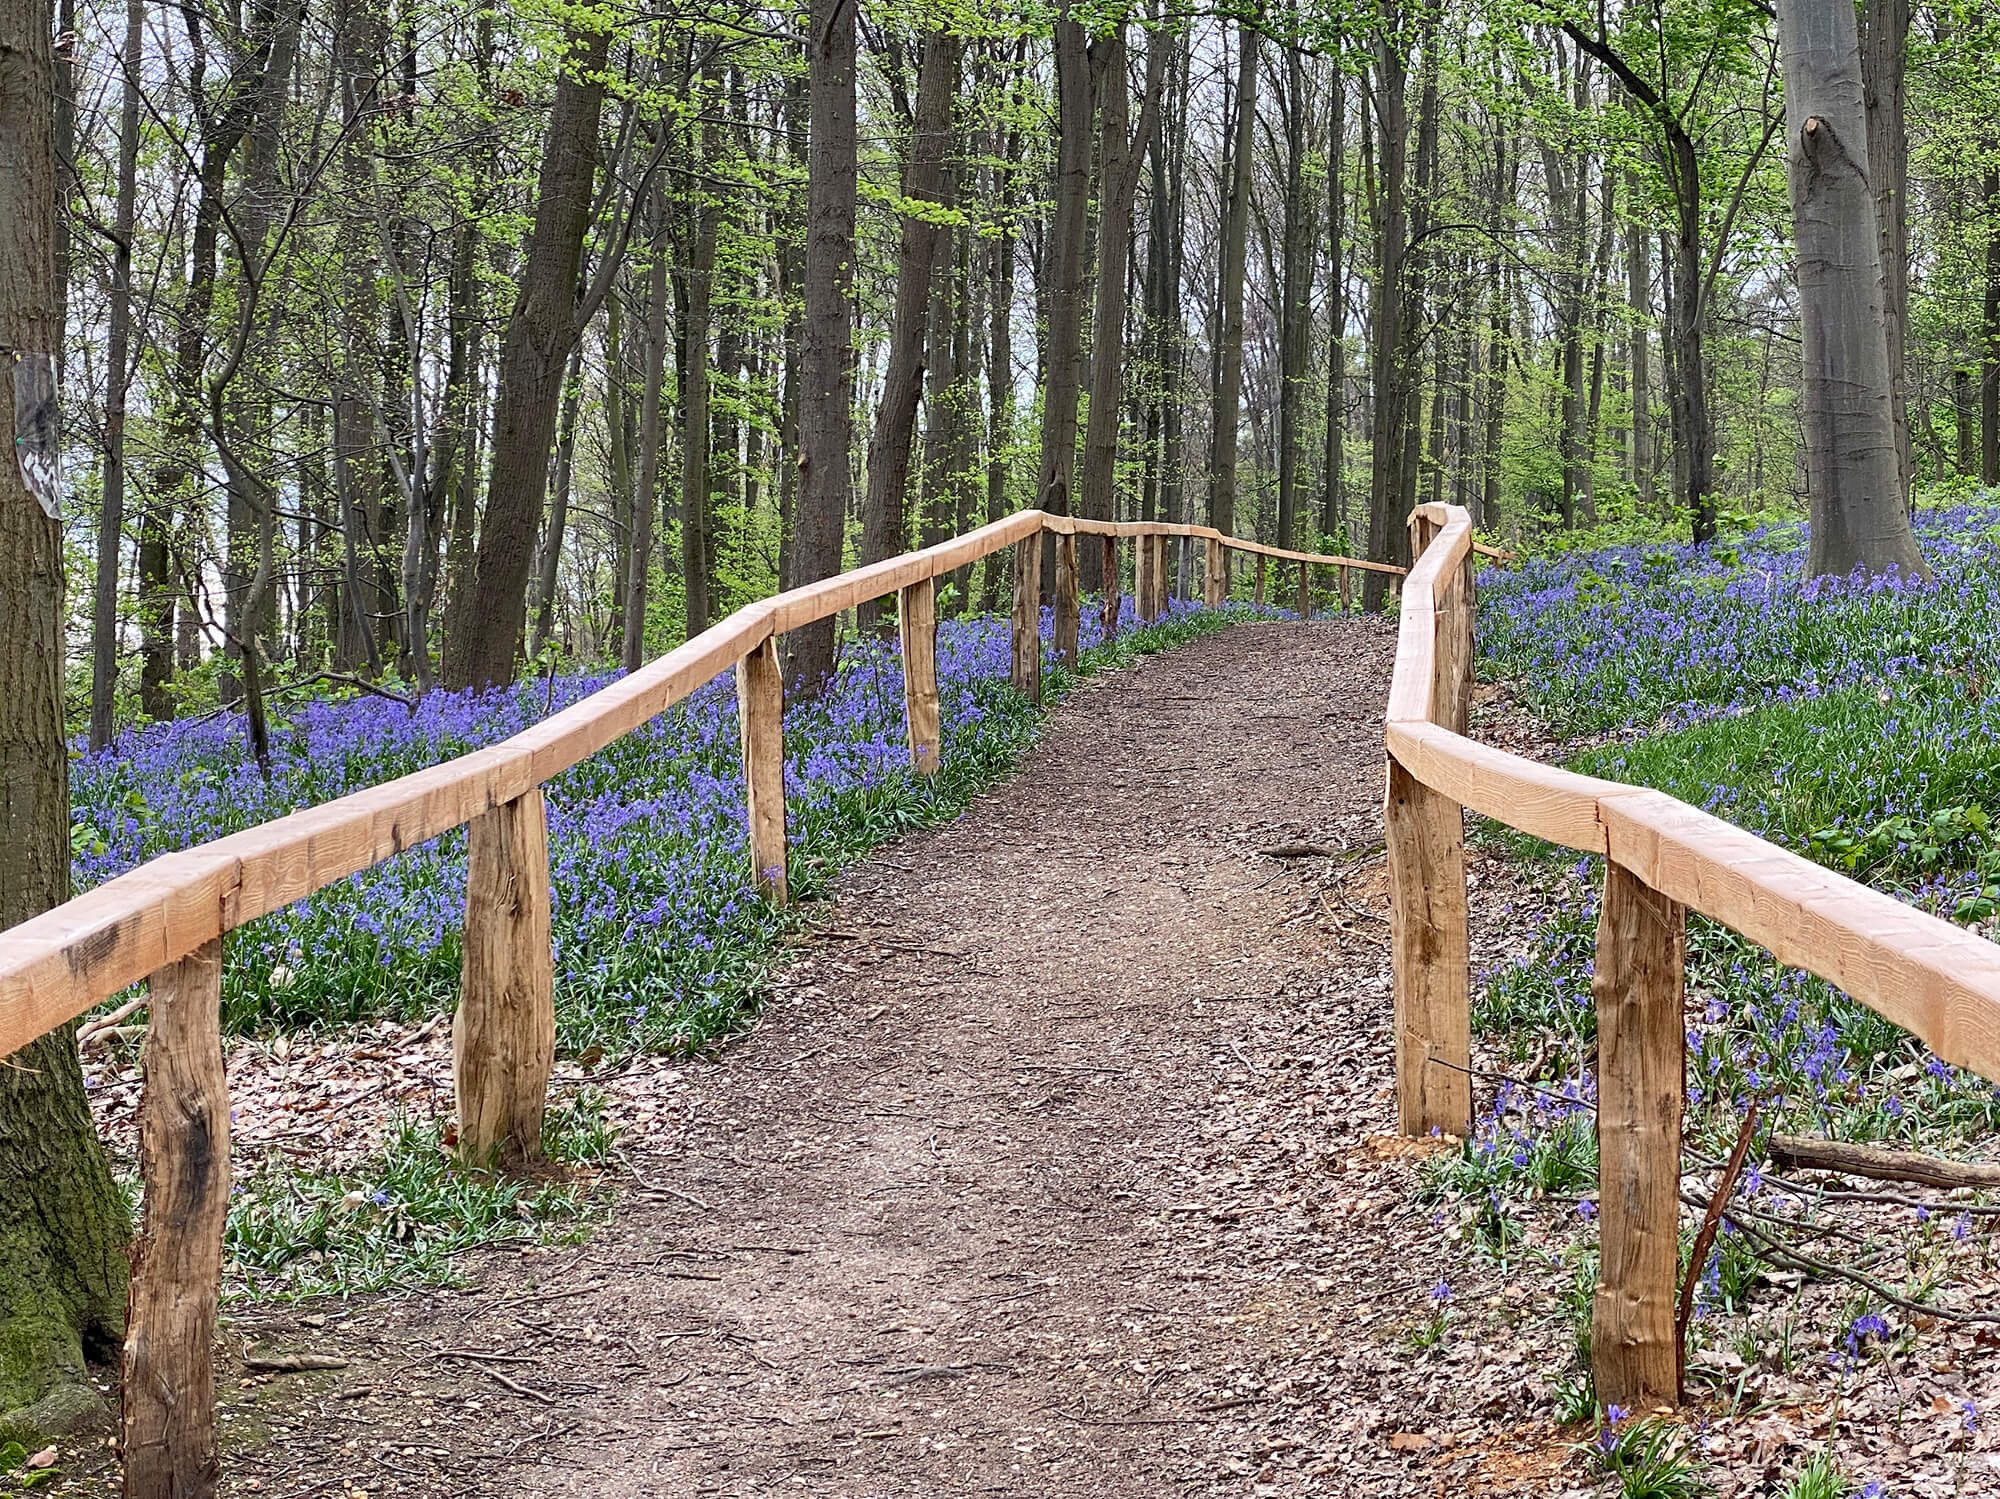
[207,618,1571,1499]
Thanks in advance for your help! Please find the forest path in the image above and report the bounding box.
[479,615,1433,1497]
[230,616,1539,1499]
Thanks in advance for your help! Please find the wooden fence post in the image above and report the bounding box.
[1385,757,1472,1136]
[1011,534,1042,700]
[898,579,940,775]
[737,635,790,898]
[1203,536,1226,607]
[1100,536,1121,640]
[1592,861,1687,1410]
[123,938,228,1499]
[1296,560,1311,619]
[1134,532,1155,623]
[1254,553,1267,606]
[456,786,557,1166]
[1151,536,1171,618]
[1338,564,1351,615]
[1054,531,1080,667]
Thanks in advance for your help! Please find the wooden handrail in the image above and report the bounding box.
[1383,501,2000,1411]
[0,506,1403,1497]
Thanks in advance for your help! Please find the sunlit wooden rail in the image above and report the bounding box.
[0,508,1394,1498]
[1386,500,2000,1411]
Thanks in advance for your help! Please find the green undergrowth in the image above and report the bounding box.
[222,1091,616,1300]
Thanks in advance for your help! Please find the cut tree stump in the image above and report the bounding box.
[1385,755,1470,1137]
[898,578,941,775]
[124,937,228,1499]
[1592,860,1687,1410]
[455,787,556,1166]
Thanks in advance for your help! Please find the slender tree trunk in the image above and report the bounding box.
[0,0,131,1423]
[444,25,611,690]
[1321,46,1346,541]
[1365,8,1409,608]
[90,0,144,751]
[678,116,720,641]
[1984,168,1999,487]
[531,345,584,659]
[784,0,856,697]
[858,31,958,634]
[1079,26,1166,587]
[624,189,670,670]
[1275,45,1311,550]
[1034,3,1092,541]
[1210,22,1258,539]
[1776,0,1927,579]
[1628,204,1654,511]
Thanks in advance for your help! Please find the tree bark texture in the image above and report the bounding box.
[444,26,610,690]
[0,0,131,1423]
[784,0,856,699]
[1775,0,1928,580]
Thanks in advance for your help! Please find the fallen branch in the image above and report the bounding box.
[1676,1100,1760,1398]
[78,996,147,1049]
[242,1352,350,1374]
[1768,1133,2000,1192]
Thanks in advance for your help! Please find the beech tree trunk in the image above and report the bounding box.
[858,32,958,635]
[443,26,610,691]
[624,188,670,670]
[1321,47,1346,541]
[784,0,856,699]
[1274,46,1312,550]
[1859,0,1912,510]
[1775,0,1928,580]
[0,0,132,1426]
[1210,22,1258,540]
[678,123,720,643]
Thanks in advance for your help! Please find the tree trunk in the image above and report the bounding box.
[443,25,611,691]
[678,124,719,642]
[1078,27,1166,589]
[1210,22,1258,540]
[981,82,1019,616]
[858,31,958,635]
[1859,0,1912,510]
[1984,168,1999,488]
[90,0,144,751]
[1365,9,1409,608]
[1275,45,1312,550]
[1776,0,1928,579]
[1628,202,1655,511]
[530,345,584,660]
[1033,2,1092,545]
[0,0,131,1424]
[783,0,856,699]
[625,187,670,670]
[1321,46,1346,541]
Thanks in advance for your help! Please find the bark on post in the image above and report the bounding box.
[455,788,556,1166]
[1053,531,1080,667]
[736,635,790,899]
[1591,861,1687,1410]
[1774,0,1928,581]
[1385,757,1471,1136]
[123,939,229,1499]
[1100,536,1121,640]
[1010,535,1042,700]
[1338,565,1352,615]
[1203,536,1226,608]
[898,580,940,775]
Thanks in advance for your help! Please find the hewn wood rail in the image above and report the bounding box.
[1386,500,2000,1411]
[0,508,1393,1498]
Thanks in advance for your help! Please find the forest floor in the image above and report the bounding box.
[51,612,2000,1497]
